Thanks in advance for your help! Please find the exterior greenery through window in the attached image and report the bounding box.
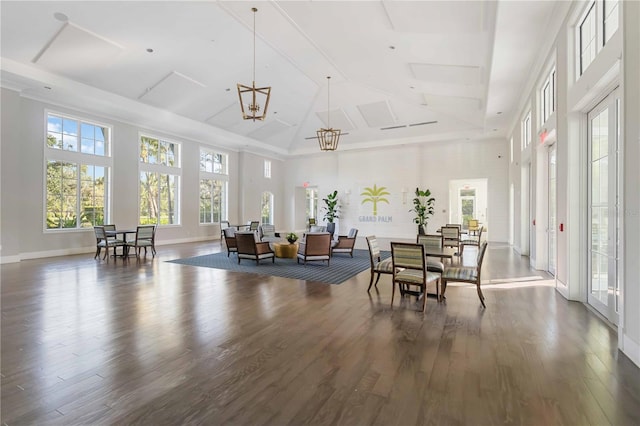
[45,113,111,229]
[261,192,273,224]
[139,135,180,225]
[305,188,318,222]
[199,148,228,224]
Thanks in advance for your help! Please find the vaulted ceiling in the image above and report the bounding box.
[0,1,563,157]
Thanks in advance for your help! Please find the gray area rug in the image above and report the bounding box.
[167,249,390,285]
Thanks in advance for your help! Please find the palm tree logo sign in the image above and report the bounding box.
[360,184,390,216]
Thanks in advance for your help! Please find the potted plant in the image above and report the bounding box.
[286,232,298,244]
[322,190,340,236]
[409,187,435,235]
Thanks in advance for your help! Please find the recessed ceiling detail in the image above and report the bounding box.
[139,71,206,113]
[206,102,241,128]
[357,100,396,128]
[316,109,355,132]
[247,119,293,140]
[410,63,482,86]
[423,94,482,110]
[383,1,486,33]
[33,22,123,80]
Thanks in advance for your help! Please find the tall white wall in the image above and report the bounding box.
[621,0,640,366]
[0,91,245,260]
[507,1,640,367]
[283,138,509,242]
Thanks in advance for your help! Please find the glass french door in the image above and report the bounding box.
[459,188,476,229]
[588,90,619,324]
[548,145,556,276]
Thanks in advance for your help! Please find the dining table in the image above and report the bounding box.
[106,229,137,257]
[422,246,457,261]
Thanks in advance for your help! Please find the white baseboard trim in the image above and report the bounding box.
[0,254,22,264]
[0,236,221,264]
[622,334,640,368]
[555,279,569,299]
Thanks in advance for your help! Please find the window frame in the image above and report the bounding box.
[199,147,229,225]
[261,191,274,225]
[44,110,113,232]
[264,160,271,179]
[540,66,556,126]
[576,0,619,79]
[521,111,532,151]
[138,133,182,226]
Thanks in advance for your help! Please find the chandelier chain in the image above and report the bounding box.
[328,77,332,128]
[252,8,256,83]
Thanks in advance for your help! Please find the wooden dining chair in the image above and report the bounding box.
[93,226,125,260]
[442,242,488,307]
[467,219,480,235]
[126,225,156,258]
[365,235,394,292]
[390,242,441,312]
[441,226,461,256]
[416,234,446,272]
[461,226,484,255]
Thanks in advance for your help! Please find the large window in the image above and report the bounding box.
[139,135,180,225]
[578,0,619,76]
[261,192,274,224]
[264,160,271,178]
[199,148,228,224]
[305,188,318,222]
[579,3,597,75]
[521,111,531,150]
[45,112,111,230]
[540,67,556,125]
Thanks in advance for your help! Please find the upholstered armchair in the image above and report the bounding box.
[222,227,238,256]
[235,231,275,264]
[301,225,327,243]
[297,232,332,266]
[258,224,280,244]
[331,228,358,257]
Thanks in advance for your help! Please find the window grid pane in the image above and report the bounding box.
[45,113,111,230]
[580,3,596,75]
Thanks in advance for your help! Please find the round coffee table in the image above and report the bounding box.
[273,242,298,258]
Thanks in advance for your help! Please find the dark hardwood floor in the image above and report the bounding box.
[2,241,639,425]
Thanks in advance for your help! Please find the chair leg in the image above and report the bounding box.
[367,273,375,292]
[95,247,100,259]
[477,283,486,308]
[435,278,440,302]
[420,286,426,312]
[441,280,447,299]
[391,281,396,307]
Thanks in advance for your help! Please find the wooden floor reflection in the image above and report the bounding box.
[2,241,639,425]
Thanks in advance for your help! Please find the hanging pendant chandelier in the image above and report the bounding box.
[237,7,271,121]
[317,76,341,151]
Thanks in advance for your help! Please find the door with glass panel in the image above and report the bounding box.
[588,90,619,324]
[458,188,476,229]
[548,145,556,276]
